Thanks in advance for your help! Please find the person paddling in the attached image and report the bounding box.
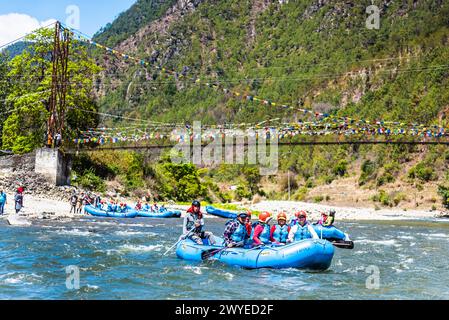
[182,200,215,245]
[245,211,252,237]
[223,212,250,248]
[270,212,290,245]
[288,211,318,242]
[316,209,335,227]
[252,211,273,246]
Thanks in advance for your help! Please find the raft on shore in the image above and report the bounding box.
[136,208,181,218]
[176,237,334,270]
[84,205,138,218]
[205,206,238,219]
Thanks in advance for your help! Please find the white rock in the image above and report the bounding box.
[7,214,32,226]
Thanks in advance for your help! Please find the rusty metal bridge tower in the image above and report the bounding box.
[47,21,70,148]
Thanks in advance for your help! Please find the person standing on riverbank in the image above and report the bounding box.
[77,193,84,214]
[0,189,7,215]
[14,188,24,214]
[69,192,78,214]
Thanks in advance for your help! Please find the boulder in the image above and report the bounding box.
[7,214,32,226]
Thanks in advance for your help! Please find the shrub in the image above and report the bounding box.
[408,162,436,182]
[235,183,252,201]
[392,192,407,206]
[154,159,207,201]
[293,187,308,201]
[75,169,106,192]
[359,159,376,186]
[376,172,395,186]
[313,195,324,203]
[324,175,335,184]
[305,179,314,188]
[372,190,391,206]
[437,185,449,209]
[377,161,401,186]
[332,160,348,177]
[218,191,233,203]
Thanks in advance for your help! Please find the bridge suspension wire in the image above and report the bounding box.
[0,21,57,50]
[65,139,449,154]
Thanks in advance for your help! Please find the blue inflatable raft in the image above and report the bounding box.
[176,237,334,270]
[137,208,181,218]
[205,206,238,219]
[311,224,354,249]
[84,205,138,218]
[312,224,347,240]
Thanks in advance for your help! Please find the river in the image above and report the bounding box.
[0,216,448,299]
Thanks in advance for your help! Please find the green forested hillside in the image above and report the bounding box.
[86,0,449,208]
[93,0,177,47]
[94,0,449,127]
[2,41,32,59]
[2,0,449,208]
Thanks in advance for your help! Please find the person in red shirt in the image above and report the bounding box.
[135,199,142,211]
[245,210,252,237]
[252,211,272,246]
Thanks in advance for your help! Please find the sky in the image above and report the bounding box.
[0,0,137,47]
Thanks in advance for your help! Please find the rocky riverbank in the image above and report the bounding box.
[248,200,449,221]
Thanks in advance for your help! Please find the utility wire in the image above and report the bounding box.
[0,21,57,51]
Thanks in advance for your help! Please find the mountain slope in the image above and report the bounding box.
[93,0,178,48]
[94,0,449,126]
[87,0,449,210]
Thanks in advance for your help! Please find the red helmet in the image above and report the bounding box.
[295,211,306,218]
[277,212,287,221]
[259,211,272,223]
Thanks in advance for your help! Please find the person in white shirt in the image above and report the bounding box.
[288,211,318,243]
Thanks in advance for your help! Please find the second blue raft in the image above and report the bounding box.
[137,208,181,218]
[205,206,238,219]
[312,224,348,241]
[84,205,138,218]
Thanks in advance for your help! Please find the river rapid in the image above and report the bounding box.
[0,216,448,299]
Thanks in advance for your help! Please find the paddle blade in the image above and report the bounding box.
[332,240,354,249]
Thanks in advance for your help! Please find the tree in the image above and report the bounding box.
[2,26,101,153]
[0,53,11,146]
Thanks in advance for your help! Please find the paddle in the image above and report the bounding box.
[330,239,354,249]
[201,241,245,260]
[163,227,196,256]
